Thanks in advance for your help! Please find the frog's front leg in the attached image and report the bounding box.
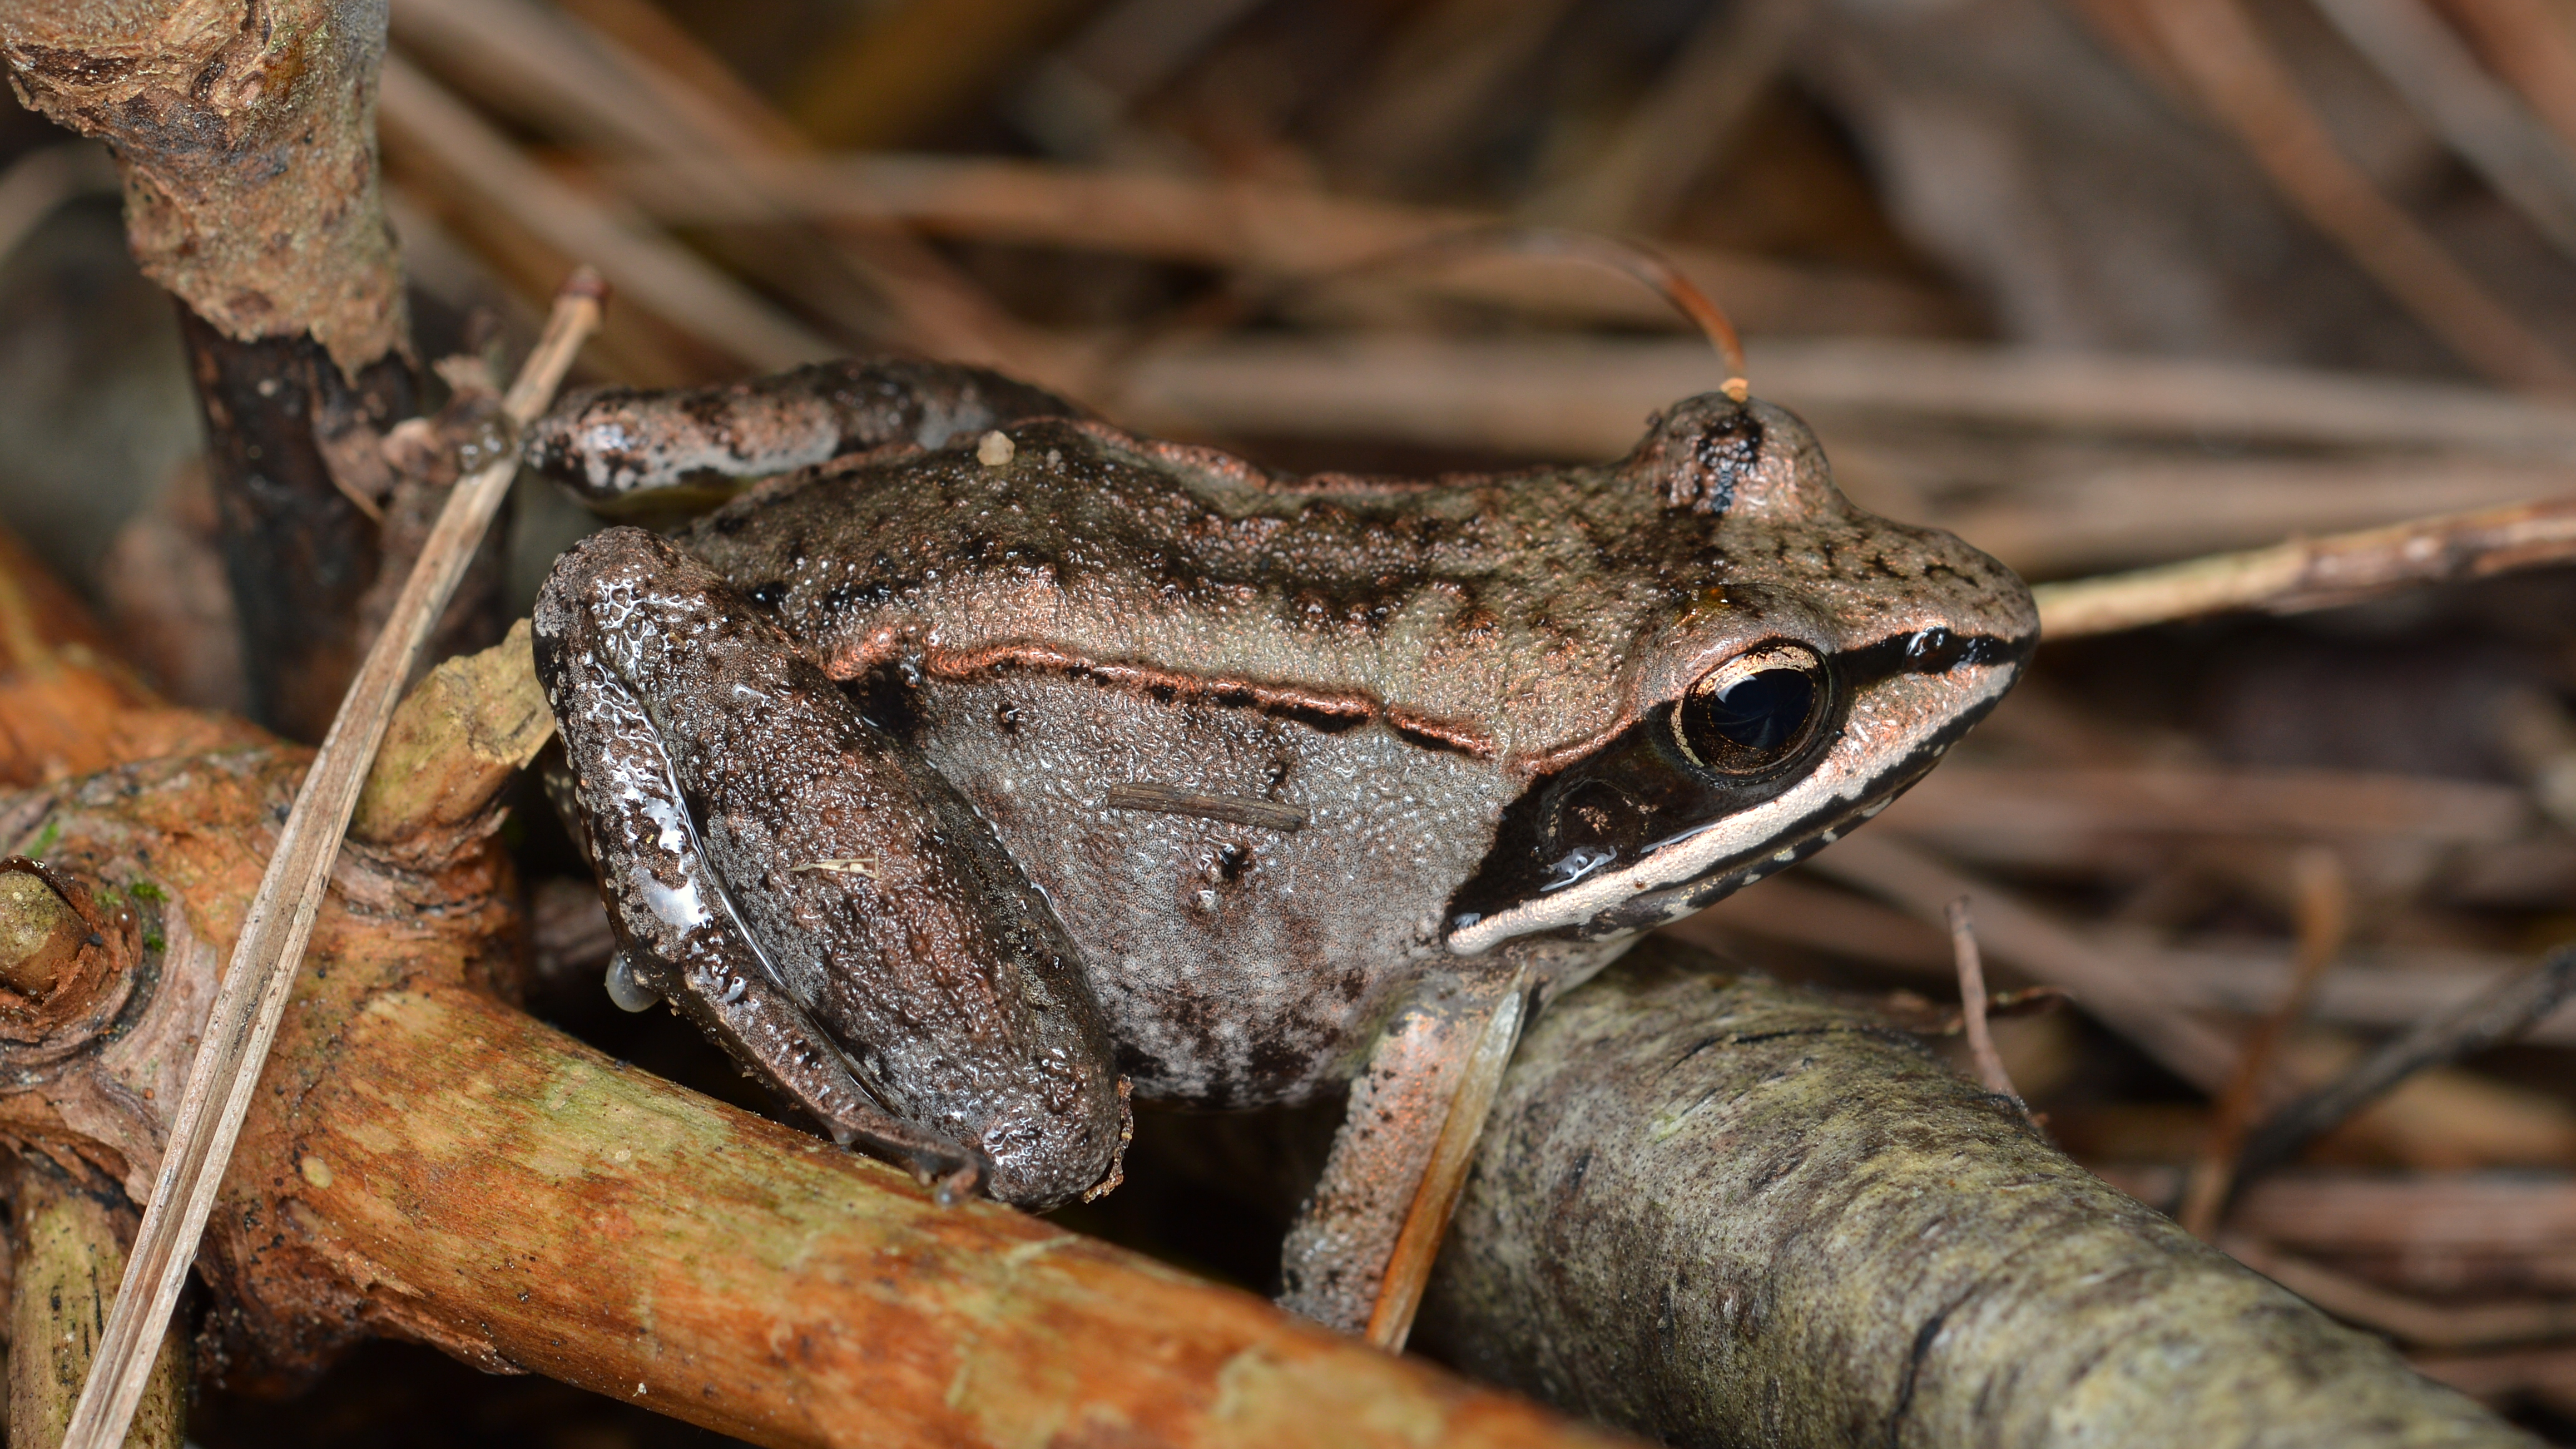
[526,357,1077,507]
[533,528,1128,1210]
[1281,968,1530,1346]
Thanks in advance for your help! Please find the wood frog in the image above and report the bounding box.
[524,357,2036,1342]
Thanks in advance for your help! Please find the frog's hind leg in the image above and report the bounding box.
[1280,968,1529,1347]
[533,526,1128,1211]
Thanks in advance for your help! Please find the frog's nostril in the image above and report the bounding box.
[1906,626,1966,672]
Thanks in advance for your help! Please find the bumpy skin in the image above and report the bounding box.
[532,358,2038,1212]
[533,534,1127,1209]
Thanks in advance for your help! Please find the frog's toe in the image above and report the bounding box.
[958,1071,1129,1211]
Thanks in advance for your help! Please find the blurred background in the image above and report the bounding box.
[11,0,2576,1442]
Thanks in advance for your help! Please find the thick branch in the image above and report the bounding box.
[1420,941,2529,1447]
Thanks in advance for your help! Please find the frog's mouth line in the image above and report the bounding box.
[1443,643,2025,957]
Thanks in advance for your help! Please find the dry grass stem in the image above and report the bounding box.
[378,55,830,371]
[2226,1235,2576,1351]
[1804,832,2241,1092]
[1531,0,1811,232]
[1104,333,2576,459]
[590,152,1959,340]
[2132,0,2576,391]
[2310,0,2576,263]
[394,0,1078,382]
[1883,764,2530,845]
[2235,945,2576,1190]
[2443,0,2576,162]
[2034,496,2576,638]
[1944,896,2022,1102]
[2178,847,2349,1239]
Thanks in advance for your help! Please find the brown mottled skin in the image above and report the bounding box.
[529,358,2037,1235]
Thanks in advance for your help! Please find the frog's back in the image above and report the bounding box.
[681,416,1678,761]
[678,419,1618,1104]
[670,405,2026,1106]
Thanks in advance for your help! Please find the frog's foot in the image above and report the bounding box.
[534,527,1127,1211]
[1279,968,1530,1347]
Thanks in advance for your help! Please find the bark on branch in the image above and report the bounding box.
[0,0,407,372]
[1420,943,2534,1448]
[2,0,422,740]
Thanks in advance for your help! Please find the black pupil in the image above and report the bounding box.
[1692,668,1816,760]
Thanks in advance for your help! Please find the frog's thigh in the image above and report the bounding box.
[533,528,1126,1209]
[1279,968,1528,1344]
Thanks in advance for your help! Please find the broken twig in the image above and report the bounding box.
[1945,896,2022,1102]
[2179,847,2347,1238]
[2233,944,2576,1193]
[2034,496,2576,638]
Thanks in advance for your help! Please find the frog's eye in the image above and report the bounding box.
[1672,642,1826,775]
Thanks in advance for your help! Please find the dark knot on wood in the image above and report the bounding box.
[0,857,143,1074]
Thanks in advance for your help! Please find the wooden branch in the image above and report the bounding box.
[175,316,415,740]
[348,618,553,851]
[1419,941,2532,1447]
[0,726,1625,1447]
[8,1159,186,1449]
[2034,496,2576,638]
[58,279,600,1449]
[0,0,407,373]
[1,0,428,739]
[0,526,269,790]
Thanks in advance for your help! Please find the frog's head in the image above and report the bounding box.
[1444,393,2037,956]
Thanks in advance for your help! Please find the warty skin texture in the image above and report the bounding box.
[533,364,2035,1209]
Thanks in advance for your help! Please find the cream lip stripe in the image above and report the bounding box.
[1444,627,2030,956]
